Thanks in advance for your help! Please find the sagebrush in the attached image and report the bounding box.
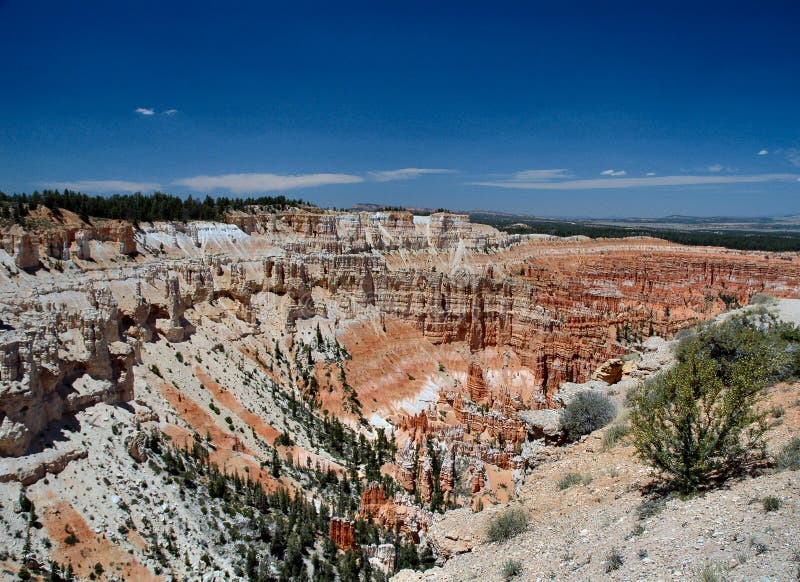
[560,391,616,442]
[500,559,523,580]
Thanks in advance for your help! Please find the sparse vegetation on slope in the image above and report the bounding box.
[602,415,631,450]
[486,507,529,542]
[775,436,800,470]
[138,429,400,581]
[557,472,592,490]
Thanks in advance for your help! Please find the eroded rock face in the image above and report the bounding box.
[75,230,92,260]
[225,209,515,255]
[0,294,135,456]
[2,211,799,485]
[364,543,396,574]
[0,445,88,485]
[466,362,489,403]
[329,517,356,550]
[2,233,40,269]
[3,217,136,263]
[361,481,389,518]
[127,431,148,463]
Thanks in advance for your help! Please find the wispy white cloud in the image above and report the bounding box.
[646,172,656,176]
[507,168,572,182]
[368,168,456,182]
[163,109,178,116]
[174,172,364,193]
[707,164,724,173]
[135,107,155,116]
[758,149,769,156]
[470,173,800,190]
[42,180,161,192]
[600,169,626,176]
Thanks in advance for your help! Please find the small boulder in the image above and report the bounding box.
[592,358,623,384]
[518,409,562,441]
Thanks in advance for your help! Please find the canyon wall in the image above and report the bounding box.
[2,208,800,577]
[2,212,799,461]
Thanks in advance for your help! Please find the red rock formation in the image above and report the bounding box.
[361,481,388,519]
[4,209,800,511]
[439,446,455,494]
[329,518,356,550]
[396,443,418,493]
[452,392,527,445]
[399,412,429,443]
[468,459,485,494]
[357,480,431,539]
[466,362,489,403]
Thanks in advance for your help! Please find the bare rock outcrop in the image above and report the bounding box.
[2,232,40,269]
[0,290,134,456]
[592,358,623,384]
[0,444,87,484]
[127,430,149,463]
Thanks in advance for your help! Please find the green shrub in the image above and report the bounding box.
[605,548,624,572]
[762,496,781,512]
[775,437,800,471]
[559,391,616,442]
[630,314,789,492]
[275,432,295,447]
[486,507,529,542]
[18,490,33,513]
[500,559,523,580]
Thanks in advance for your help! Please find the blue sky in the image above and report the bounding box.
[1,0,799,217]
